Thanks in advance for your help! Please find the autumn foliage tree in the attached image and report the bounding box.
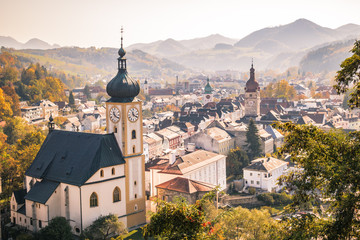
[261,79,297,100]
[143,193,221,240]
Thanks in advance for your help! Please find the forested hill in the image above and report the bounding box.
[0,51,69,116]
[299,39,355,73]
[3,47,189,83]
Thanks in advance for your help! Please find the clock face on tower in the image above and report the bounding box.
[206,95,210,99]
[248,100,254,106]
[128,107,139,122]
[109,107,120,123]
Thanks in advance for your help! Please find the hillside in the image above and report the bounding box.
[4,46,189,83]
[127,19,360,72]
[127,34,238,57]
[0,36,59,50]
[299,39,355,73]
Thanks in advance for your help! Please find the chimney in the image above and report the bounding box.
[267,157,271,162]
[169,150,177,165]
[187,143,196,152]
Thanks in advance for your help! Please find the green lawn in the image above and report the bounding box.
[123,228,145,240]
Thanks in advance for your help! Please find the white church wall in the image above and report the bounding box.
[86,165,125,184]
[80,177,127,229]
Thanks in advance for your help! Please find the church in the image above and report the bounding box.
[10,33,146,235]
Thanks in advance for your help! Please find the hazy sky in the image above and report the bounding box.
[1,0,360,48]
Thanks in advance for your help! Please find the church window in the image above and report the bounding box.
[75,228,80,233]
[30,218,33,225]
[134,181,137,186]
[132,130,136,139]
[114,127,117,133]
[90,192,98,207]
[39,220,42,228]
[135,194,137,199]
[100,170,104,177]
[113,187,121,202]
[250,94,252,97]
[30,179,34,189]
[133,145,135,153]
[111,168,115,175]
[134,204,138,211]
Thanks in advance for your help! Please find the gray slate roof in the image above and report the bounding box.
[25,130,125,186]
[25,180,59,204]
[13,189,26,204]
[17,205,25,215]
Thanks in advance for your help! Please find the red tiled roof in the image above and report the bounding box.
[156,177,215,194]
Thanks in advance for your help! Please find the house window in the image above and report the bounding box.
[134,204,138,211]
[135,194,137,199]
[100,170,104,177]
[132,130,136,139]
[256,181,260,185]
[90,192,98,207]
[250,173,252,176]
[111,168,115,175]
[134,181,137,186]
[75,228,80,233]
[12,205,15,210]
[251,180,254,184]
[113,187,121,202]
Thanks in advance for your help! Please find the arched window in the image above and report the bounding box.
[90,192,98,207]
[113,187,121,202]
[100,170,104,177]
[133,145,135,153]
[114,127,118,133]
[132,130,136,139]
[111,168,115,175]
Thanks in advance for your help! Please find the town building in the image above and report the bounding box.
[149,150,226,197]
[156,177,215,204]
[243,157,288,192]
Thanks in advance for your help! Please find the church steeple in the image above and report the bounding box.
[106,27,140,102]
[245,59,259,93]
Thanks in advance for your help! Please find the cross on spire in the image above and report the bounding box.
[121,26,124,48]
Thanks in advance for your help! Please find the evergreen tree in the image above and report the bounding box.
[226,147,249,178]
[83,85,91,99]
[69,91,75,106]
[245,118,262,160]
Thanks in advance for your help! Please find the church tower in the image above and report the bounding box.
[106,28,146,228]
[244,62,260,117]
[144,79,149,95]
[203,77,213,104]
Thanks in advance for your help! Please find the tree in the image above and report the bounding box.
[0,88,12,119]
[69,91,75,106]
[334,40,360,108]
[245,119,262,160]
[82,214,127,240]
[219,207,282,240]
[261,79,297,100]
[143,193,220,240]
[84,85,91,100]
[275,122,360,239]
[39,217,73,240]
[226,147,249,178]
